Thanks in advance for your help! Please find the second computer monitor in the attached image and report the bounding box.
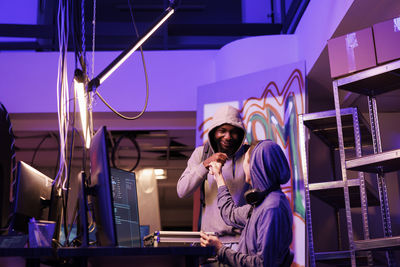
[11,161,53,233]
[89,126,141,247]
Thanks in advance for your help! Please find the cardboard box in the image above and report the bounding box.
[373,16,400,64]
[327,27,376,78]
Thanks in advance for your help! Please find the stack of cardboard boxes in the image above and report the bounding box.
[328,16,400,78]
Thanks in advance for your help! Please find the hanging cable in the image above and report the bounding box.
[91,0,96,80]
[88,0,97,139]
[55,0,70,191]
[60,0,90,246]
[30,133,51,167]
[63,126,77,247]
[94,0,149,121]
[51,132,61,179]
[55,0,72,247]
[111,134,141,172]
[61,0,93,246]
[81,0,86,74]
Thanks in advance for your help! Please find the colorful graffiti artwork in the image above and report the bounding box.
[241,69,305,219]
[197,63,306,266]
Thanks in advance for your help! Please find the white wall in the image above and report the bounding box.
[214,35,299,81]
[0,50,217,113]
[295,0,354,74]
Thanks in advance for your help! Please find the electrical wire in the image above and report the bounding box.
[91,0,96,80]
[94,0,149,121]
[62,126,77,247]
[66,201,80,246]
[88,0,97,125]
[61,2,83,244]
[52,132,61,179]
[58,0,93,247]
[55,0,77,247]
[55,0,71,192]
[111,134,141,172]
[81,0,86,74]
[30,134,51,167]
[61,0,92,246]
[61,0,89,244]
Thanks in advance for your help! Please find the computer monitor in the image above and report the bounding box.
[0,103,13,230]
[10,161,53,233]
[89,126,141,247]
[110,168,141,247]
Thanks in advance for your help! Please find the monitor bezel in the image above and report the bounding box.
[89,126,118,247]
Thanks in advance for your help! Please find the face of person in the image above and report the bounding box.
[243,150,251,185]
[213,124,242,155]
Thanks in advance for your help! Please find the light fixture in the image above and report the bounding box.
[154,168,167,180]
[74,69,91,149]
[87,2,178,92]
[74,1,178,148]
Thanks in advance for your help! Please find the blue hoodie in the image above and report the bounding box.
[217,140,293,266]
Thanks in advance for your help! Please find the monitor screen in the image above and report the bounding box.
[110,168,141,247]
[89,126,141,247]
[11,161,53,233]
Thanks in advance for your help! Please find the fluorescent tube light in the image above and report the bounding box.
[74,70,91,149]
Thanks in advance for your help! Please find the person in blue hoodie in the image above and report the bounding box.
[200,140,293,267]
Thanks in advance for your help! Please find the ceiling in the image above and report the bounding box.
[0,0,288,51]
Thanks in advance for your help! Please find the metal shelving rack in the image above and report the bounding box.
[299,107,379,267]
[332,59,400,266]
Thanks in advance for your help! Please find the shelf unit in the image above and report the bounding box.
[299,107,378,266]
[332,59,400,266]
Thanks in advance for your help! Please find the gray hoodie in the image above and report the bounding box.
[177,105,249,235]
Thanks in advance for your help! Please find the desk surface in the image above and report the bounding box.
[58,246,214,257]
[0,247,54,257]
[0,246,215,267]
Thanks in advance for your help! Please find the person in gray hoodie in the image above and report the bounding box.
[177,105,250,243]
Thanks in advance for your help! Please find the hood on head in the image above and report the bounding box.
[207,105,245,155]
[250,140,290,192]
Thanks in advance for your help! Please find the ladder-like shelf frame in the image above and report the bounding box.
[333,59,400,266]
[299,107,374,266]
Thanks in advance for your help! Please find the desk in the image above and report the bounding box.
[0,246,214,267]
[0,247,54,267]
